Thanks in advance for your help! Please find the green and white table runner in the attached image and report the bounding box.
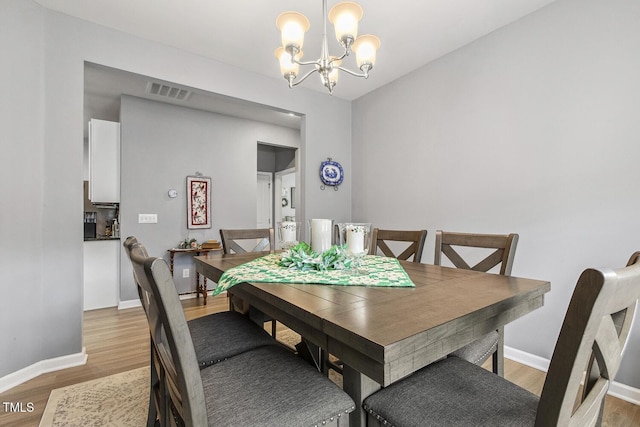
[212,254,415,296]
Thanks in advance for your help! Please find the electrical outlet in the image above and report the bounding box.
[182,268,190,278]
[138,214,158,224]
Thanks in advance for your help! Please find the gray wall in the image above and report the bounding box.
[1,0,52,375]
[119,96,300,299]
[1,0,351,379]
[352,0,640,388]
[257,145,296,173]
[257,145,277,172]
[275,148,296,172]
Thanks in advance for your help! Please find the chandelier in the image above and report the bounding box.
[275,0,380,95]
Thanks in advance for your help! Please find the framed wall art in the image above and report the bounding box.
[186,175,212,229]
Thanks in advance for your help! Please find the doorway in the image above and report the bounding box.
[257,143,299,247]
[275,168,296,224]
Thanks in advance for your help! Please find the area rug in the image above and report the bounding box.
[39,367,148,427]
[39,332,341,426]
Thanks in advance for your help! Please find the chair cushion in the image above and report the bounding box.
[363,356,538,427]
[201,345,355,426]
[188,310,275,368]
[449,330,499,365]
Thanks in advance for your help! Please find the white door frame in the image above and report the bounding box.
[257,172,273,229]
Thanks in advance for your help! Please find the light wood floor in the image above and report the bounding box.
[1,293,638,426]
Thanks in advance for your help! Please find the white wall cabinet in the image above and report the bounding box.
[89,119,120,203]
[83,240,119,310]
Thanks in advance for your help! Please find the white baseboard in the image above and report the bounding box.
[1,291,219,393]
[608,381,640,405]
[117,299,141,310]
[504,345,550,372]
[118,292,203,311]
[0,348,87,394]
[505,346,640,405]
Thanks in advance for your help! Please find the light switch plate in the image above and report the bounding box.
[138,214,158,224]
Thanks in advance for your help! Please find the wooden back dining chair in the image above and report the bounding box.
[220,228,274,254]
[434,230,519,376]
[123,236,163,427]
[369,228,427,263]
[435,230,519,275]
[129,247,355,426]
[124,236,277,426]
[220,228,277,337]
[363,252,640,427]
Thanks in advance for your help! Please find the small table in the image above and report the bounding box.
[167,248,221,304]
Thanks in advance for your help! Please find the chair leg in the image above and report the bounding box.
[149,343,170,427]
[493,327,505,377]
[147,345,158,427]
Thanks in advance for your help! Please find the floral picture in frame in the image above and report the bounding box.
[187,175,212,229]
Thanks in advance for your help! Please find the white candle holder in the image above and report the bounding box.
[278,221,301,250]
[337,223,372,274]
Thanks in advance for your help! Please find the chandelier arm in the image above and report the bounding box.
[290,68,320,87]
[331,49,349,62]
[330,49,349,63]
[293,58,323,67]
[336,66,370,78]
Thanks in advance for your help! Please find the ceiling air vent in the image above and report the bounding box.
[146,82,192,101]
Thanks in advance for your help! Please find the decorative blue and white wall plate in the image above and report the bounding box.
[320,159,344,189]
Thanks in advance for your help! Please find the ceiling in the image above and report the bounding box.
[34,0,558,133]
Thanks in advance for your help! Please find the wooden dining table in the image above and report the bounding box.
[194,252,550,427]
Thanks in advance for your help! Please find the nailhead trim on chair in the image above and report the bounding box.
[365,405,394,426]
[199,357,227,368]
[472,344,496,365]
[312,408,355,427]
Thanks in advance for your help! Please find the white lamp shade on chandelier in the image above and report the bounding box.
[352,34,380,69]
[275,47,303,79]
[275,0,380,94]
[276,12,310,51]
[328,57,342,85]
[328,1,362,47]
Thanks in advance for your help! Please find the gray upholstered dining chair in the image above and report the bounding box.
[363,251,640,427]
[128,242,355,426]
[123,236,276,426]
[220,228,278,336]
[369,228,427,263]
[435,230,519,376]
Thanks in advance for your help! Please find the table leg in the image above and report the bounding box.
[169,253,175,276]
[197,272,207,305]
[193,251,201,300]
[342,364,380,427]
[297,338,323,372]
